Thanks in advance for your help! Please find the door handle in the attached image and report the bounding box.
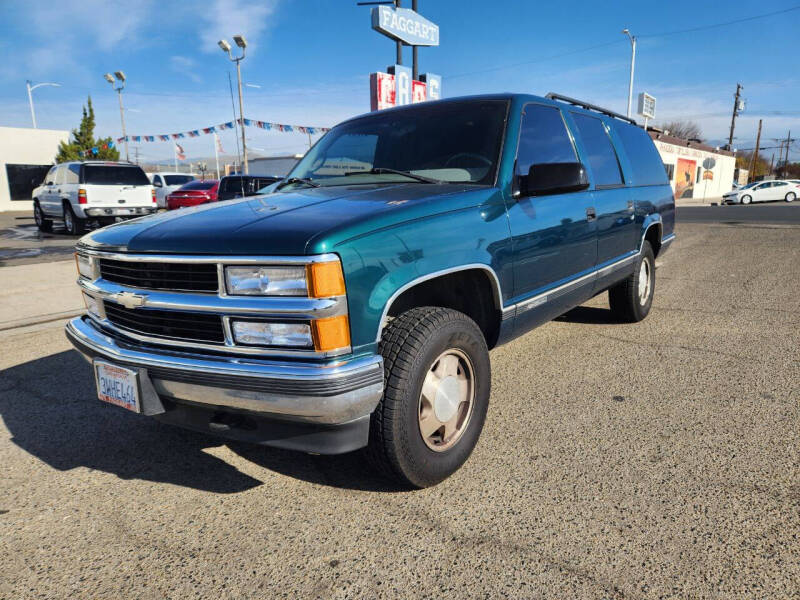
[586,207,596,221]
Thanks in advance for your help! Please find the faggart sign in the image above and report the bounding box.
[371,5,440,46]
[368,5,441,111]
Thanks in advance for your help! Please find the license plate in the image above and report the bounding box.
[94,360,141,413]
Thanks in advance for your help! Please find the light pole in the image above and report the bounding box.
[26,81,60,128]
[219,35,249,174]
[104,71,129,161]
[622,29,636,119]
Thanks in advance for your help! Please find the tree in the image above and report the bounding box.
[735,151,770,180]
[657,120,704,142]
[55,96,120,163]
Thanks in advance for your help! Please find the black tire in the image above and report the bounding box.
[608,240,655,323]
[741,194,752,205]
[785,192,796,203]
[63,203,85,235]
[366,306,490,488]
[33,201,52,233]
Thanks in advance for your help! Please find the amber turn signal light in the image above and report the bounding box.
[306,261,346,298]
[312,315,350,352]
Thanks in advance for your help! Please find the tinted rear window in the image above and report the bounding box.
[165,175,194,186]
[610,121,669,186]
[220,177,244,192]
[82,165,150,185]
[181,181,216,190]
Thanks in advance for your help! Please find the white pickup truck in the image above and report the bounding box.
[33,161,157,235]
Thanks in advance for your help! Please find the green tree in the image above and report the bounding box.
[55,96,120,162]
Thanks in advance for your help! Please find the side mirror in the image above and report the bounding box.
[521,162,589,197]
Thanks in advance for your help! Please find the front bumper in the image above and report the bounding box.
[65,316,384,453]
[82,206,157,218]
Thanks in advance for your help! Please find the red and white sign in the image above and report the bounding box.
[370,72,427,111]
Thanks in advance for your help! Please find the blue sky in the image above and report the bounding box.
[1,0,798,163]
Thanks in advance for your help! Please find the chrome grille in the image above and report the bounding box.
[98,258,219,293]
[103,302,225,344]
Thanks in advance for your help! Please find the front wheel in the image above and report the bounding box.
[741,194,752,205]
[609,241,655,323]
[33,202,52,233]
[785,192,796,203]
[366,306,490,488]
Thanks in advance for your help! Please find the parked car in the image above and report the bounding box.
[149,172,196,208]
[217,174,281,200]
[722,180,799,204]
[66,93,675,487]
[33,161,156,235]
[166,180,220,210]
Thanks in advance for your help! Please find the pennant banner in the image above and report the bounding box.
[117,118,330,144]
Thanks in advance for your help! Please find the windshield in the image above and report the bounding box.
[82,165,150,186]
[739,182,757,190]
[286,99,508,187]
[165,175,194,186]
[180,181,216,190]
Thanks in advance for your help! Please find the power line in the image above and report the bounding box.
[638,5,800,38]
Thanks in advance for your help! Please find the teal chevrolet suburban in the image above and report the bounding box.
[66,93,675,488]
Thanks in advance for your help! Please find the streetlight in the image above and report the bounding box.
[105,71,129,161]
[218,34,249,174]
[621,28,636,119]
[26,81,60,129]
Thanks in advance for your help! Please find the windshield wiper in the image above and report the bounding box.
[343,167,444,184]
[276,177,320,190]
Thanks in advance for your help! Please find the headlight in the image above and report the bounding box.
[225,266,307,296]
[231,320,313,347]
[75,253,95,279]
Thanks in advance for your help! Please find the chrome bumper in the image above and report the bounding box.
[83,207,157,218]
[65,316,383,425]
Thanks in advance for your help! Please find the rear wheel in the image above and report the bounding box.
[366,306,490,488]
[741,194,752,205]
[609,241,655,323]
[33,202,52,233]
[63,203,85,236]
[785,192,796,203]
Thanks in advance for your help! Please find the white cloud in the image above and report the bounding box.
[199,0,281,53]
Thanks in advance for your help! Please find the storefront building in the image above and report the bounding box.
[648,130,735,200]
[0,126,69,212]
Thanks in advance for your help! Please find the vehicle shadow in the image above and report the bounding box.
[1,350,262,494]
[557,305,618,325]
[1,350,403,494]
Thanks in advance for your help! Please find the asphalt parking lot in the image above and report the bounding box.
[1,206,798,598]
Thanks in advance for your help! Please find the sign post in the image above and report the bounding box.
[637,92,656,129]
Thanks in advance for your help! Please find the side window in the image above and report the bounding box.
[773,181,787,187]
[64,164,80,184]
[152,175,162,187]
[515,104,576,177]
[571,113,624,187]
[54,165,67,185]
[45,167,57,185]
[612,121,669,186]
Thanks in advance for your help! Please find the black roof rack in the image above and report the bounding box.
[546,93,637,125]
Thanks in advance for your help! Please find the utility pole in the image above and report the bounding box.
[727,83,743,150]
[622,29,636,119]
[748,119,762,182]
[783,131,792,178]
[769,152,775,175]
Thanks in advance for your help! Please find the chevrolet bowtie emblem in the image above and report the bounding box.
[115,292,147,309]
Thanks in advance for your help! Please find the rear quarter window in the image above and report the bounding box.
[610,121,669,186]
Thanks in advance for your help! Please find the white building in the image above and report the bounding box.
[648,130,736,200]
[0,126,69,212]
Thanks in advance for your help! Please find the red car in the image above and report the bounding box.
[166,180,220,210]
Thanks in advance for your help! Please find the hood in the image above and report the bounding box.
[79,183,493,255]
